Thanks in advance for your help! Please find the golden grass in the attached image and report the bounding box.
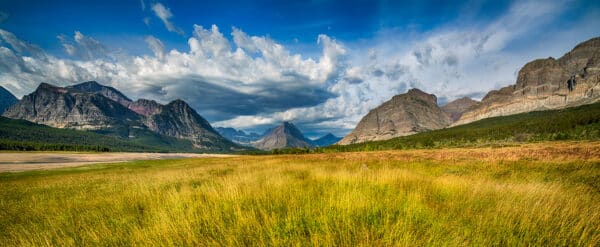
[0,142,599,246]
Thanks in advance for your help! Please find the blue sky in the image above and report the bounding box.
[0,0,599,137]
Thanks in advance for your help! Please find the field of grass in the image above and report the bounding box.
[1,142,599,246]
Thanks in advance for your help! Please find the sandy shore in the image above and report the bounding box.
[0,152,235,172]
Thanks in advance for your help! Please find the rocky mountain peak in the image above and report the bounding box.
[3,82,140,129]
[252,122,311,150]
[68,81,132,106]
[338,88,452,145]
[36,82,68,93]
[397,88,438,105]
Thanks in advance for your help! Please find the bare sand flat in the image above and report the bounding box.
[0,152,235,172]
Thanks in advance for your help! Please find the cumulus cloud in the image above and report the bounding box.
[151,3,185,35]
[0,25,344,123]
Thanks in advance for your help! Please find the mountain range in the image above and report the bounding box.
[219,122,342,150]
[2,81,239,152]
[338,36,600,145]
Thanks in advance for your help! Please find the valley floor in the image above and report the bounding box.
[0,152,235,172]
[0,141,598,245]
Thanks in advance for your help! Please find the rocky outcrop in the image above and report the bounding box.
[252,122,311,150]
[441,97,480,122]
[0,86,18,114]
[455,37,600,125]
[338,88,452,145]
[311,133,342,147]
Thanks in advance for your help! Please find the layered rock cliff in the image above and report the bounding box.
[454,37,600,125]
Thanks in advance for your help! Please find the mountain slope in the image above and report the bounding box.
[0,116,198,152]
[146,100,237,150]
[3,81,241,152]
[441,97,479,122]
[252,122,311,150]
[338,88,452,145]
[455,36,600,125]
[311,133,342,147]
[325,102,600,152]
[0,86,18,114]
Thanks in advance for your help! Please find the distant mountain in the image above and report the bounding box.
[441,97,479,122]
[252,122,312,150]
[0,86,18,114]
[338,89,452,145]
[311,133,341,147]
[454,37,600,125]
[3,81,240,152]
[215,127,260,145]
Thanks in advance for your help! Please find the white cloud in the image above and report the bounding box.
[151,3,185,35]
[144,35,165,59]
[0,26,344,123]
[58,31,111,60]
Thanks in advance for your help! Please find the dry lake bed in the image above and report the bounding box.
[0,152,235,172]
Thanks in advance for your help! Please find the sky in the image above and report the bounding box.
[0,0,599,138]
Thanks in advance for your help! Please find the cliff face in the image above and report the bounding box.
[455,37,600,125]
[252,122,311,150]
[338,89,452,145]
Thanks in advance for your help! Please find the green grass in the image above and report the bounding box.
[323,102,600,153]
[1,142,598,246]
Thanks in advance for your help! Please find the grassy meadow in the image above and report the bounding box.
[1,142,599,246]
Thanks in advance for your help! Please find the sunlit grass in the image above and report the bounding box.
[1,142,599,246]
